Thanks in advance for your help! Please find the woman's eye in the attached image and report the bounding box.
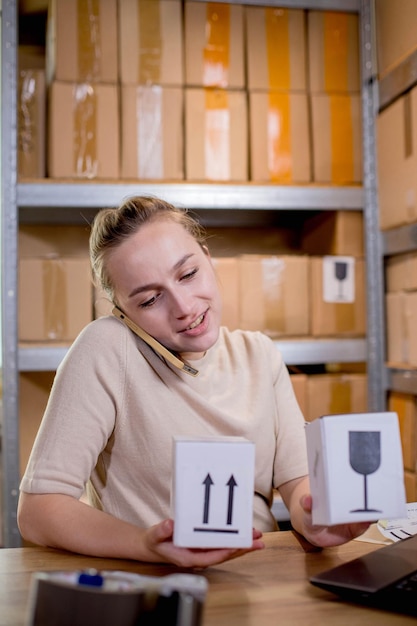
[181,268,198,281]
[140,296,157,308]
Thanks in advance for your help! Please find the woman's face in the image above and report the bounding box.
[107,218,223,360]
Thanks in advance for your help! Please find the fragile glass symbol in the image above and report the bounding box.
[349,431,382,513]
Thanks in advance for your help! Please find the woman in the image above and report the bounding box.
[18,195,369,567]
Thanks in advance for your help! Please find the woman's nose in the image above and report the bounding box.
[170,291,195,318]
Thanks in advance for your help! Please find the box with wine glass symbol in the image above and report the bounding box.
[305,412,407,526]
[310,256,366,337]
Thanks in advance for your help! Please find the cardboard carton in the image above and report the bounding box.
[48,81,119,179]
[377,88,417,229]
[249,91,310,183]
[46,0,118,83]
[301,211,364,257]
[386,291,417,366]
[120,85,184,180]
[212,257,240,331]
[388,392,417,473]
[386,252,417,292]
[19,372,55,477]
[375,0,417,78]
[306,373,368,422]
[185,88,248,181]
[311,93,362,184]
[290,373,308,418]
[306,412,407,526]
[19,257,93,341]
[245,6,306,91]
[172,436,255,548]
[184,1,245,88]
[18,69,46,179]
[239,254,310,337]
[310,256,366,337]
[119,0,183,86]
[308,10,360,93]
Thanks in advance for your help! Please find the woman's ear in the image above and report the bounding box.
[202,244,211,258]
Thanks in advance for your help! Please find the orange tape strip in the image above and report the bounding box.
[203,3,230,87]
[267,93,292,182]
[77,0,100,81]
[266,8,290,90]
[324,12,349,92]
[138,0,162,84]
[330,95,354,183]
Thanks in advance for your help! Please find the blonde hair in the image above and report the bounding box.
[90,196,206,302]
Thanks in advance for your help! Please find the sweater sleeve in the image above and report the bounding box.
[264,335,309,488]
[20,317,129,498]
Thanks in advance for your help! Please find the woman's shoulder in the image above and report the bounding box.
[219,326,282,361]
[75,315,129,343]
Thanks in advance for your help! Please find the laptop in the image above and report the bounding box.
[310,533,417,616]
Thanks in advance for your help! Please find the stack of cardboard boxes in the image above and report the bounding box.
[375,0,417,501]
[18,0,363,184]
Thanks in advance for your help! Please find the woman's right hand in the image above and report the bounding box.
[143,519,264,568]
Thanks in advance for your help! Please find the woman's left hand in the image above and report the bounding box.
[299,494,371,548]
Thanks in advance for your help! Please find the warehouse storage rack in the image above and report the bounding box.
[1,0,382,547]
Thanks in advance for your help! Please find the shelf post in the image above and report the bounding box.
[360,0,386,411]
[1,0,22,547]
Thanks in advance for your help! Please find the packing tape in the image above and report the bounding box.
[26,570,208,626]
[77,0,101,81]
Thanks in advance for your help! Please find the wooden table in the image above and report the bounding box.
[1,531,415,626]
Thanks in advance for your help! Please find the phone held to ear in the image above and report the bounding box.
[112,306,199,377]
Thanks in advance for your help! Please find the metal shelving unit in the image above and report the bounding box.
[377,47,417,395]
[1,0,382,547]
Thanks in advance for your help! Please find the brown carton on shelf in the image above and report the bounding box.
[305,373,368,422]
[311,93,362,184]
[388,391,417,473]
[308,10,360,93]
[185,87,248,181]
[18,69,46,179]
[48,81,119,179]
[46,0,118,84]
[19,372,55,477]
[19,257,93,342]
[119,0,183,86]
[377,88,417,230]
[19,225,91,258]
[184,1,244,88]
[385,291,406,365]
[310,256,366,337]
[212,257,240,331]
[245,6,306,92]
[301,211,364,257]
[121,85,184,180]
[386,252,417,292]
[239,254,310,337]
[386,290,417,367]
[290,373,308,418]
[375,0,417,78]
[249,91,310,183]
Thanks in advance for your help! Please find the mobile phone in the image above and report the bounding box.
[112,306,199,377]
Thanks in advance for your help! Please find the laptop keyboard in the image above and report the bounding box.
[394,572,417,593]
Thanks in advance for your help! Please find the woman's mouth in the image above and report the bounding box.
[186,313,205,330]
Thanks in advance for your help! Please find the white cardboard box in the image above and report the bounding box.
[172,436,255,548]
[306,412,407,526]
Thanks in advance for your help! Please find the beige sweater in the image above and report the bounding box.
[20,317,308,532]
